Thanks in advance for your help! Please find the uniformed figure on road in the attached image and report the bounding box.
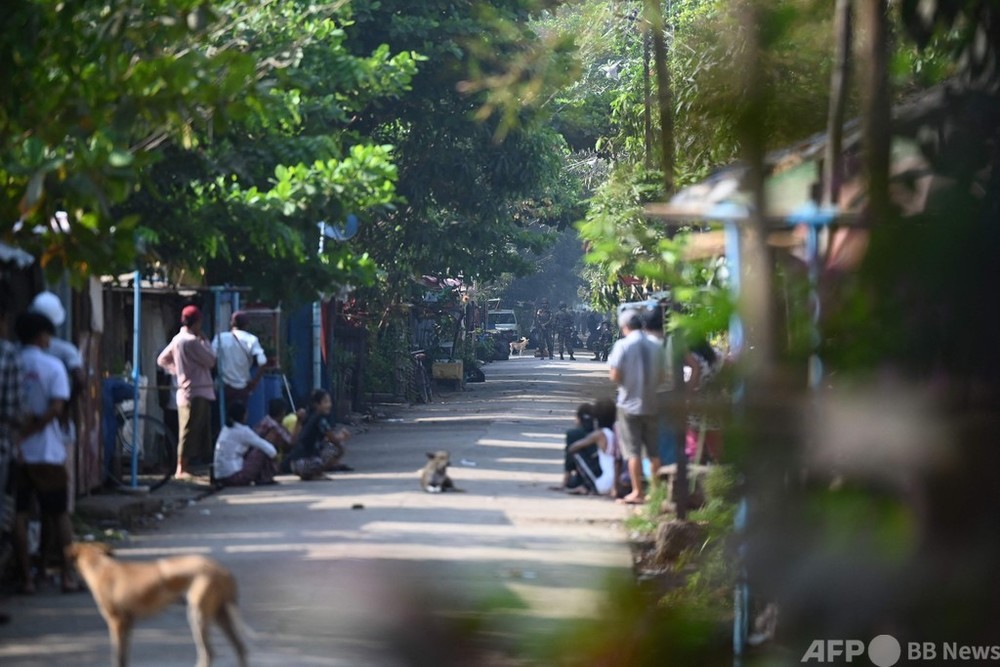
[533,299,553,359]
[554,302,576,360]
[592,320,613,362]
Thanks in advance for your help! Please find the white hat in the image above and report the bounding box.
[30,291,66,327]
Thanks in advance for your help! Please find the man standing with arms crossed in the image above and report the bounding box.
[13,311,79,593]
[607,310,665,504]
[157,305,216,478]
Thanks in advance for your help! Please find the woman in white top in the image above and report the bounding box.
[566,399,618,497]
[214,401,278,487]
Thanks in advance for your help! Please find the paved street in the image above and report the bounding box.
[0,355,631,666]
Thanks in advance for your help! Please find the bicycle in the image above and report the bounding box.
[106,405,176,492]
[409,349,433,404]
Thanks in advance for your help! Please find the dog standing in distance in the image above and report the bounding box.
[66,542,248,667]
[420,450,457,493]
[509,337,529,356]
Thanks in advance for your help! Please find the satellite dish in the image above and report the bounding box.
[318,214,359,243]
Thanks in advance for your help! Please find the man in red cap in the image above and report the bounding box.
[157,305,216,478]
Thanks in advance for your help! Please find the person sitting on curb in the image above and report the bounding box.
[550,403,594,492]
[565,398,618,497]
[254,398,300,469]
[283,389,352,481]
[213,401,278,487]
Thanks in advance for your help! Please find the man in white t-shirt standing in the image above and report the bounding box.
[212,311,269,406]
[12,311,78,593]
[27,292,84,390]
[607,310,665,505]
[28,291,85,462]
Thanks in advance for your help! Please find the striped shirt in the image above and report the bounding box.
[0,340,23,451]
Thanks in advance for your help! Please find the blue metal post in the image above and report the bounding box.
[789,202,836,390]
[702,201,838,664]
[130,271,141,487]
[312,301,322,390]
[214,289,226,429]
[711,204,749,664]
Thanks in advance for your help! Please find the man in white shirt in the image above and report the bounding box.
[213,401,277,487]
[607,310,665,505]
[212,311,269,405]
[13,311,79,593]
[28,291,85,447]
[28,292,84,379]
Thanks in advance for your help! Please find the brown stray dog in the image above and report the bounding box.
[66,542,248,667]
[420,450,457,493]
[509,337,529,356]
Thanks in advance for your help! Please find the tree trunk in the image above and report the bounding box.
[824,0,853,207]
[643,30,654,169]
[644,0,674,195]
[858,0,891,221]
[736,3,776,373]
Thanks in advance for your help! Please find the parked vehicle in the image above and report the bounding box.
[486,309,518,338]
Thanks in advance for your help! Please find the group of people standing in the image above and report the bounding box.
[555,305,724,505]
[155,306,351,486]
[1,291,86,598]
[532,300,577,360]
[532,300,615,362]
[0,292,355,608]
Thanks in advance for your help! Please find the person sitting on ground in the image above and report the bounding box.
[550,403,595,491]
[254,398,300,466]
[281,408,303,435]
[566,398,618,497]
[213,401,278,487]
[284,389,352,480]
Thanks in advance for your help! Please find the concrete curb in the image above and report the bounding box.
[75,480,220,530]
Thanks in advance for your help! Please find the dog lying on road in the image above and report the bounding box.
[509,337,529,355]
[66,542,248,667]
[420,450,458,493]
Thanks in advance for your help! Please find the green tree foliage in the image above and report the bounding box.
[342,0,585,309]
[900,0,1000,88]
[114,1,424,302]
[0,0,424,301]
[0,0,262,280]
[570,0,960,318]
